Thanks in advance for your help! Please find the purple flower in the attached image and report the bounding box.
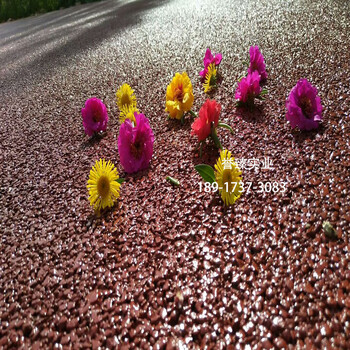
[286,79,323,130]
[82,97,108,137]
[199,48,222,78]
[248,46,267,82]
[235,71,262,105]
[118,113,154,173]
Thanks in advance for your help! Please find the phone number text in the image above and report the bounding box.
[199,181,287,193]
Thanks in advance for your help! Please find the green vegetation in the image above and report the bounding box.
[0,0,102,22]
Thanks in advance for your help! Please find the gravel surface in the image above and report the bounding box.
[1,0,350,348]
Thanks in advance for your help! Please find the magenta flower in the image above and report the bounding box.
[235,71,262,105]
[286,79,322,130]
[199,48,222,78]
[118,113,154,173]
[248,46,267,82]
[82,97,108,137]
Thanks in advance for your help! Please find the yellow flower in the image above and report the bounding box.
[116,84,137,111]
[203,64,217,93]
[214,149,242,206]
[165,72,194,120]
[87,159,121,211]
[120,105,138,125]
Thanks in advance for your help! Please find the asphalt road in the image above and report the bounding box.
[1,0,350,348]
[0,0,169,92]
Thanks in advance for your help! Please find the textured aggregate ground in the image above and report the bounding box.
[1,0,350,348]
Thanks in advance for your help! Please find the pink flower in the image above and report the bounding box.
[82,98,108,137]
[286,79,322,130]
[118,112,154,173]
[191,100,221,142]
[235,71,262,105]
[248,46,267,82]
[199,48,222,78]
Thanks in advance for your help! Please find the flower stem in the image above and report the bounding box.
[199,141,203,158]
[188,110,197,118]
[180,114,185,125]
[211,122,223,150]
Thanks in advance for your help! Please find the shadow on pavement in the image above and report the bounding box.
[0,1,114,47]
[0,0,169,92]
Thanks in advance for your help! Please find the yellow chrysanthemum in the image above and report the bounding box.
[165,72,194,120]
[214,149,242,206]
[116,83,137,111]
[87,159,121,211]
[119,105,138,125]
[203,64,217,93]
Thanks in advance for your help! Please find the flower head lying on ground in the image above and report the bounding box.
[191,100,233,155]
[200,48,222,79]
[118,112,154,173]
[248,45,267,82]
[120,105,139,125]
[82,97,108,137]
[203,63,217,93]
[214,149,242,206]
[87,159,122,211]
[235,71,262,107]
[194,149,242,206]
[116,83,137,111]
[165,72,194,121]
[286,78,322,130]
[191,99,220,142]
